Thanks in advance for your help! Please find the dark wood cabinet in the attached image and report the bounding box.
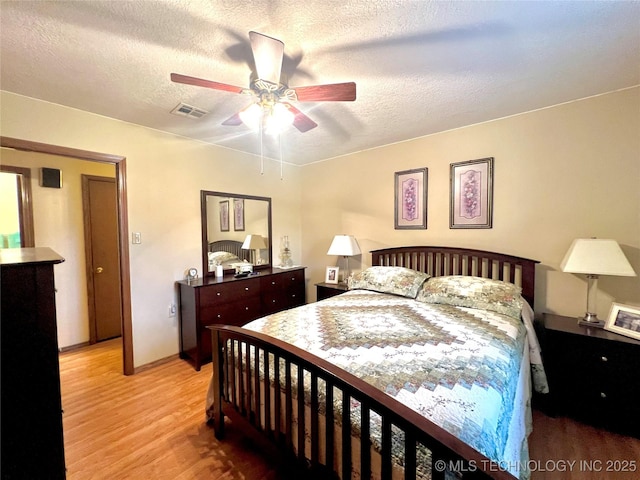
[540,313,640,438]
[178,267,305,370]
[316,282,348,301]
[1,247,66,479]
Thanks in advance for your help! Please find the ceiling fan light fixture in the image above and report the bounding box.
[264,103,295,135]
[238,103,262,131]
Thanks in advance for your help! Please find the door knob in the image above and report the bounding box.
[96,267,104,274]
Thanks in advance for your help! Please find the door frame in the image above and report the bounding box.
[0,136,134,375]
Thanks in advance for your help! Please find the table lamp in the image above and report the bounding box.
[242,234,267,265]
[560,238,636,327]
[327,235,361,283]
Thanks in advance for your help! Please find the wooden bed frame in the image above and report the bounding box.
[208,246,539,480]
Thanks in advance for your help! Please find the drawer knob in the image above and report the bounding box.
[217,314,221,318]
[272,281,276,285]
[245,287,249,291]
[217,292,221,296]
[601,356,608,362]
[245,307,249,310]
[600,392,607,399]
[291,277,295,281]
[272,299,276,303]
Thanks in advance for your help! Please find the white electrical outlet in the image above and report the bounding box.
[169,303,177,317]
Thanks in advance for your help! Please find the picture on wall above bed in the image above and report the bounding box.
[450,157,494,229]
[394,167,428,229]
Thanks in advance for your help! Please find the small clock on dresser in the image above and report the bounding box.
[540,313,640,438]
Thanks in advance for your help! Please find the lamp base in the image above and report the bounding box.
[577,313,605,328]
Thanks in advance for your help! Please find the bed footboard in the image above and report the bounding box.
[209,325,517,480]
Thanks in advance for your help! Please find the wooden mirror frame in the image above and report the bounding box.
[201,190,272,277]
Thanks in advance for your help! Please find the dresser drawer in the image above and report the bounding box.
[261,270,305,314]
[201,299,261,327]
[199,278,260,306]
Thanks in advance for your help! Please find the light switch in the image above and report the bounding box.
[132,232,142,244]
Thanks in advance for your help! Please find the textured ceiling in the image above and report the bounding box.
[1,1,639,166]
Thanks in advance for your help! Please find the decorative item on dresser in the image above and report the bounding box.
[1,247,67,479]
[560,238,637,327]
[540,313,640,438]
[207,246,542,480]
[177,267,305,371]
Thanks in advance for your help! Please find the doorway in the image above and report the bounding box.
[0,136,134,375]
[0,165,35,247]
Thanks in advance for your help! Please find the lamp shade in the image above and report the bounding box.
[242,234,267,250]
[560,238,636,276]
[327,235,361,257]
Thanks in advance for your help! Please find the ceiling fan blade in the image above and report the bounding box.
[221,112,243,126]
[284,104,318,133]
[293,82,356,102]
[249,31,284,84]
[171,73,244,94]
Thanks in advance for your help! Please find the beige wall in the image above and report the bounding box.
[301,87,640,318]
[1,87,638,367]
[0,150,115,347]
[0,91,303,367]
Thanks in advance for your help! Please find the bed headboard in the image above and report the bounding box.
[371,246,539,306]
[208,239,244,258]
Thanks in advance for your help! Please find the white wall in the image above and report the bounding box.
[300,87,640,318]
[1,91,303,367]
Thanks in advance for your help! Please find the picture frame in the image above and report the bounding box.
[219,200,229,232]
[233,198,245,231]
[394,167,428,229]
[604,303,640,341]
[450,157,494,229]
[325,266,339,284]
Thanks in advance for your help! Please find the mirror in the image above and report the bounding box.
[201,190,272,276]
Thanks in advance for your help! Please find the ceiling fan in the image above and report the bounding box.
[171,31,356,134]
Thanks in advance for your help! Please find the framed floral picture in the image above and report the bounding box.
[394,167,428,229]
[233,198,245,231]
[219,200,229,232]
[450,157,494,229]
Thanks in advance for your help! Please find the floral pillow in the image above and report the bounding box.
[416,275,524,319]
[348,266,430,299]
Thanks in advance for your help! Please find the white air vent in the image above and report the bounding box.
[171,102,208,119]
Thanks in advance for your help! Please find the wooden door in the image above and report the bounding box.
[82,175,122,342]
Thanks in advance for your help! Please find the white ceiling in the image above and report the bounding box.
[1,1,639,166]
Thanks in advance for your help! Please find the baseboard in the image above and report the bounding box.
[134,353,180,374]
[59,341,91,353]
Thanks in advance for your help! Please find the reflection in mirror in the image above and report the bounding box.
[201,191,272,276]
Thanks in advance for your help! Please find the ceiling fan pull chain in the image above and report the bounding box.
[260,120,264,175]
[279,133,284,180]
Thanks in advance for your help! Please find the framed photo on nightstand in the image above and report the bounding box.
[605,303,640,340]
[325,266,339,284]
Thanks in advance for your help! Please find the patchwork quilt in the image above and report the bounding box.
[231,288,546,479]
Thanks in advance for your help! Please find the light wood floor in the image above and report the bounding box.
[60,339,639,479]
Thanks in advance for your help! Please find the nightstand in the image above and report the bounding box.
[540,313,640,438]
[316,282,348,301]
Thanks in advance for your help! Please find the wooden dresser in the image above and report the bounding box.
[1,247,66,479]
[178,267,305,370]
